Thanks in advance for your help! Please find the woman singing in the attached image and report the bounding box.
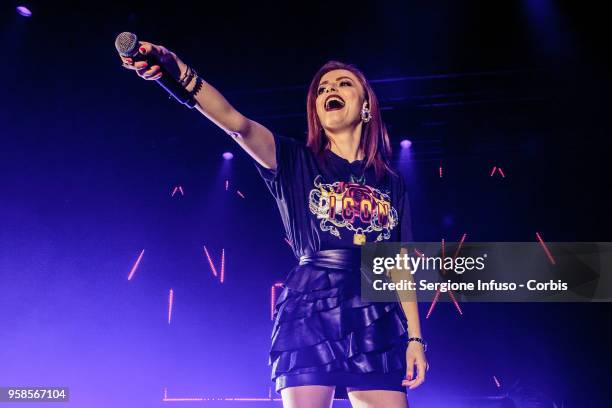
[120,42,428,408]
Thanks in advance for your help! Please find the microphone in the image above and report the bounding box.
[115,32,196,108]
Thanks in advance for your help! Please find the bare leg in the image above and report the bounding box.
[281,385,335,408]
[347,389,408,408]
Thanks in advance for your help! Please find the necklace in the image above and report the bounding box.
[349,162,368,245]
[322,149,371,245]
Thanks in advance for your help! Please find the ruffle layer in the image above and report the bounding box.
[269,263,408,381]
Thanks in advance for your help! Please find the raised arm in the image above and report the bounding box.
[119,41,276,170]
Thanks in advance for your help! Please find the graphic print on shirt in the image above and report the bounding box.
[308,174,399,245]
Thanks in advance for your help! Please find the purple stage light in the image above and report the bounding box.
[16,6,32,17]
[223,152,233,160]
[400,139,412,149]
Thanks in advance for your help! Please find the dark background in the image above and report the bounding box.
[1,1,610,407]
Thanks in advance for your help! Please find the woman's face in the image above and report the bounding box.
[315,69,366,133]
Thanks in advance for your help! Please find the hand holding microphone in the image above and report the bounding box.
[115,32,199,107]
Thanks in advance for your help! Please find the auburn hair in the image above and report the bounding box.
[306,60,396,181]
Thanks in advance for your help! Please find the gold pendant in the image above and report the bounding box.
[353,232,366,245]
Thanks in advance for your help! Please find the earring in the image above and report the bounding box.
[361,104,371,123]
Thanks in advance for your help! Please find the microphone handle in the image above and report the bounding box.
[132,52,195,108]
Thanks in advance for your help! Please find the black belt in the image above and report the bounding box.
[299,249,362,270]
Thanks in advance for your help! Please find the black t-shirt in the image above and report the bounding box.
[253,133,413,258]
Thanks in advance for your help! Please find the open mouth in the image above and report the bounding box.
[324,95,346,111]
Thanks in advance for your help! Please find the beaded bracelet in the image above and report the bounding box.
[407,337,428,352]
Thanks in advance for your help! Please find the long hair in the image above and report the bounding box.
[306,60,396,181]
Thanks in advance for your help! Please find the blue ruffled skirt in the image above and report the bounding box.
[270,249,408,398]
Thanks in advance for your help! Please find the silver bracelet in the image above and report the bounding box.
[407,337,428,352]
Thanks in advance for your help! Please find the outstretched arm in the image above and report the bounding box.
[120,41,276,171]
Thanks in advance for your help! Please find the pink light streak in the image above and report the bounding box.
[536,232,556,265]
[441,238,446,275]
[161,392,348,403]
[127,249,145,281]
[453,233,467,259]
[493,375,502,388]
[447,289,463,315]
[170,185,185,197]
[490,166,506,178]
[284,237,293,248]
[203,245,218,277]
[164,387,315,402]
[168,289,174,324]
[220,248,225,283]
[203,246,225,281]
[162,387,282,402]
[425,239,446,319]
[236,190,245,198]
[427,287,463,318]
[163,397,205,401]
[271,282,284,319]
[230,398,283,401]
[439,166,443,178]
[427,234,468,318]
[425,290,440,319]
[162,396,284,402]
[225,180,229,191]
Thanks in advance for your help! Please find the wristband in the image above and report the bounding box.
[187,75,204,106]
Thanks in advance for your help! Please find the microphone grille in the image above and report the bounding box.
[115,32,139,56]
